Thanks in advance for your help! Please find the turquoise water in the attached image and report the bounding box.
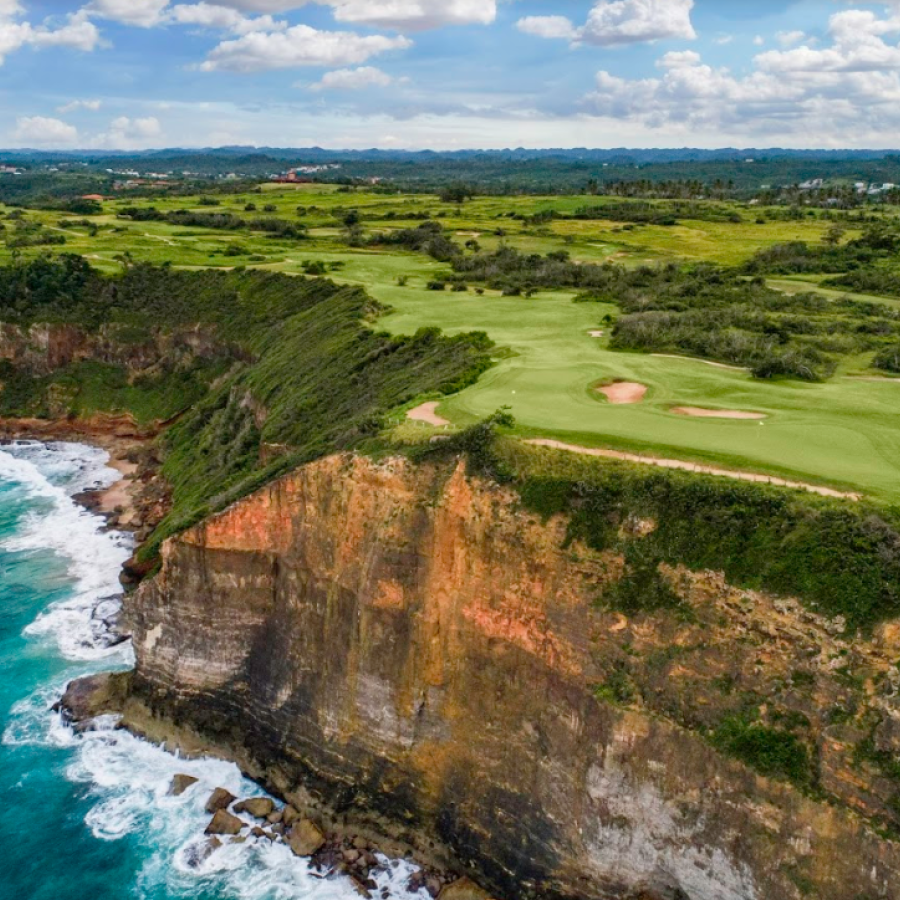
[0,443,422,900]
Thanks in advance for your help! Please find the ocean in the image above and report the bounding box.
[0,441,424,900]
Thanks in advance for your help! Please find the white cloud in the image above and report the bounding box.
[581,8,900,146]
[13,115,79,145]
[169,3,285,34]
[58,98,103,113]
[0,6,101,65]
[91,115,163,149]
[29,10,101,51]
[327,0,496,30]
[516,15,577,41]
[310,65,393,90]
[200,24,411,72]
[208,0,497,30]
[657,49,701,68]
[757,10,900,73]
[776,30,806,48]
[84,0,170,27]
[518,0,695,47]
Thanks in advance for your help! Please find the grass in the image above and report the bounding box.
[4,187,900,503]
[381,286,900,504]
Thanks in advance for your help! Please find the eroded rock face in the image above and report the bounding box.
[0,321,223,378]
[125,455,900,900]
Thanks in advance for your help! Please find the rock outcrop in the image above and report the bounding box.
[122,454,900,900]
[0,321,222,379]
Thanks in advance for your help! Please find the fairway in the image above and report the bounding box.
[380,287,900,504]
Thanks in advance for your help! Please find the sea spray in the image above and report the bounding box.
[0,441,429,900]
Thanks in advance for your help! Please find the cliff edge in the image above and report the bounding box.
[123,453,900,900]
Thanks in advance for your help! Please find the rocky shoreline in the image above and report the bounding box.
[57,671,490,900]
[0,415,171,584]
[12,421,494,900]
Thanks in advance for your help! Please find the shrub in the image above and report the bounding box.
[711,716,813,787]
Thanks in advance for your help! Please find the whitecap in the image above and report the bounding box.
[2,442,435,900]
[0,443,134,663]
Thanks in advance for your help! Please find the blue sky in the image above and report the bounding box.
[3,0,900,150]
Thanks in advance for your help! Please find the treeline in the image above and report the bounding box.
[117,207,307,239]
[370,221,900,382]
[823,270,900,298]
[743,224,900,275]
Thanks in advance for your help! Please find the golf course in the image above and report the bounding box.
[4,184,900,503]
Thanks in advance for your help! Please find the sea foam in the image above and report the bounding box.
[0,441,431,900]
[0,442,134,663]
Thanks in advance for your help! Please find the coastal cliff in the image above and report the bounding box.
[122,452,900,900]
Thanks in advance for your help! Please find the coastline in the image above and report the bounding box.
[5,428,477,900]
[0,415,164,538]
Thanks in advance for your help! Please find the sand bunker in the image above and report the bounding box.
[597,382,647,404]
[673,407,766,420]
[407,402,450,427]
[588,330,605,338]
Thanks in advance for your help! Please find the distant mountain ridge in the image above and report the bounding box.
[2,147,900,164]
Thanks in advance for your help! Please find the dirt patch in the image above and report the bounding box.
[407,402,451,427]
[525,439,861,501]
[597,382,647,405]
[455,231,482,238]
[849,377,900,383]
[673,407,767,420]
[588,331,605,338]
[652,354,748,372]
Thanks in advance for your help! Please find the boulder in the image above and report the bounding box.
[439,878,494,900]
[287,819,326,857]
[233,797,275,819]
[349,876,371,898]
[169,774,199,797]
[282,804,300,827]
[205,810,244,836]
[183,837,221,869]
[55,671,132,731]
[205,787,236,814]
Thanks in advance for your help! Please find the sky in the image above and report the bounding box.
[3,0,900,151]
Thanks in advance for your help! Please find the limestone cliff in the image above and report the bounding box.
[124,454,900,900]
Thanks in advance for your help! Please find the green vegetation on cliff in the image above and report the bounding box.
[510,441,900,630]
[416,422,900,631]
[0,256,494,556]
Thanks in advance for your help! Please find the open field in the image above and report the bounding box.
[4,186,900,502]
[0,186,850,272]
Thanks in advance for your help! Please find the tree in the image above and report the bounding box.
[824,225,846,247]
[439,183,474,204]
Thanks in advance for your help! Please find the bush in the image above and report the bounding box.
[874,344,900,373]
[711,717,813,787]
